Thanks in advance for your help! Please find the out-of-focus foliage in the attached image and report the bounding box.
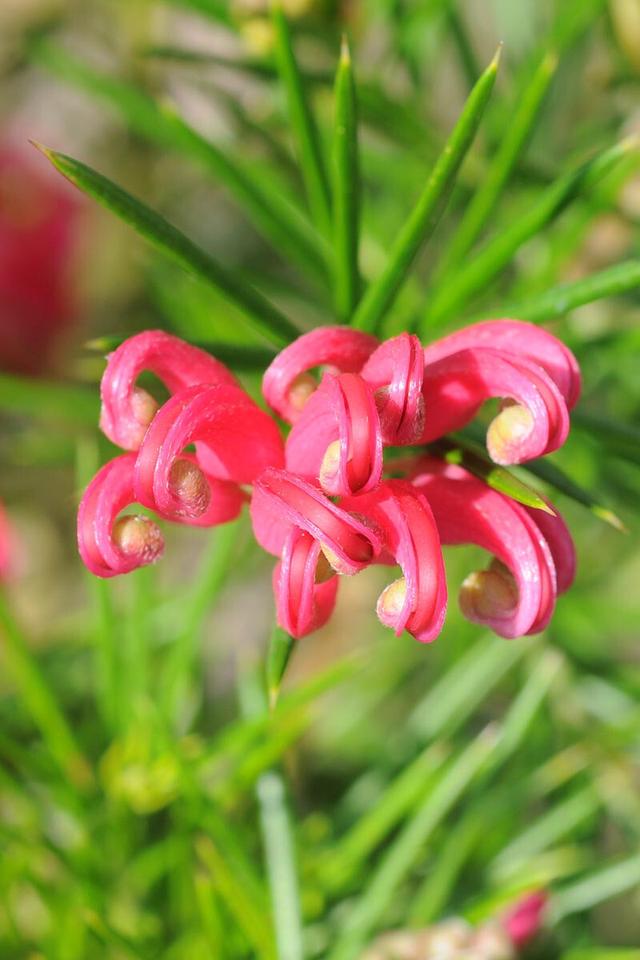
[0,1,639,958]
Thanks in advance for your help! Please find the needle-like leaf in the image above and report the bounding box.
[435,49,558,280]
[33,43,326,281]
[499,259,640,323]
[34,145,300,348]
[267,625,296,710]
[522,457,626,532]
[436,436,555,513]
[423,138,639,328]
[271,1,332,235]
[332,36,361,320]
[351,46,501,334]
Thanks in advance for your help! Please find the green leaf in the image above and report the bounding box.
[423,137,639,328]
[0,590,93,792]
[573,410,640,465]
[332,36,361,320]
[272,1,332,235]
[351,46,500,334]
[553,854,640,920]
[522,457,627,532]
[327,727,497,960]
[35,145,300,348]
[0,372,99,426]
[323,744,447,892]
[561,950,640,960]
[196,835,276,960]
[33,42,326,281]
[266,626,296,710]
[500,260,640,323]
[435,436,554,513]
[435,49,558,279]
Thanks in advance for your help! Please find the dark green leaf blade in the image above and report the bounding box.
[35,144,300,348]
[435,49,558,280]
[352,46,501,335]
[522,457,626,532]
[32,42,326,281]
[332,36,361,321]
[272,1,332,235]
[423,137,639,329]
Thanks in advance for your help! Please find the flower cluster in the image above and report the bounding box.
[78,319,579,644]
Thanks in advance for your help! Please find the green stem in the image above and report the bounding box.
[239,664,304,960]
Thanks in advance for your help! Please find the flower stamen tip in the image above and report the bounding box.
[288,373,317,413]
[487,402,534,464]
[168,459,211,518]
[112,515,164,564]
[459,561,518,621]
[319,440,342,494]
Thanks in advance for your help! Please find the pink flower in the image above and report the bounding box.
[0,145,82,375]
[78,320,579,648]
[503,890,548,948]
[406,457,575,638]
[79,331,284,577]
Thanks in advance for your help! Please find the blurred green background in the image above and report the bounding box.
[0,0,639,957]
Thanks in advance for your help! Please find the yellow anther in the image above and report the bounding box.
[131,387,159,430]
[377,577,408,622]
[319,440,342,493]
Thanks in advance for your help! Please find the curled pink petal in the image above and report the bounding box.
[523,500,576,594]
[503,891,548,947]
[419,347,569,464]
[274,528,339,638]
[99,330,238,450]
[77,454,164,578]
[134,383,284,519]
[286,372,383,496]
[408,458,557,637]
[341,480,447,643]
[424,319,581,408]
[251,467,381,575]
[361,333,426,444]
[262,326,379,424]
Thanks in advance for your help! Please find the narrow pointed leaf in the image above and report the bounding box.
[436,50,558,279]
[33,42,326,280]
[436,436,554,512]
[35,145,300,347]
[0,590,93,791]
[500,259,640,323]
[573,410,640,456]
[522,457,626,532]
[327,728,497,960]
[352,47,500,334]
[272,1,332,235]
[553,855,640,920]
[333,37,361,320]
[424,138,639,327]
[267,625,296,709]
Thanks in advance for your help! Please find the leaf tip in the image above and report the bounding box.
[340,33,351,66]
[29,139,54,161]
[593,506,628,533]
[490,42,504,71]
